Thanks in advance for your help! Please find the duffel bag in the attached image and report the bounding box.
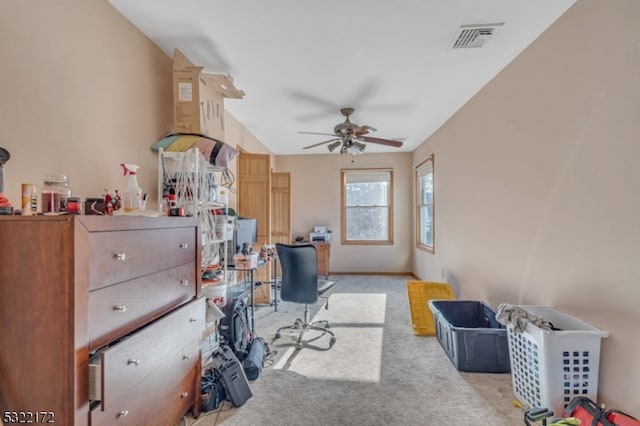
[566,397,640,426]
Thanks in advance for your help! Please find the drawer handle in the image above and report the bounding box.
[189,318,198,323]
[113,305,127,312]
[114,253,127,261]
[117,410,129,418]
[182,354,191,360]
[180,279,189,286]
[180,392,189,399]
[127,358,140,366]
[179,243,189,249]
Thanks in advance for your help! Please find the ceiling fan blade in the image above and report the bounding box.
[298,131,337,137]
[359,136,404,148]
[355,125,377,136]
[288,90,337,108]
[303,138,340,149]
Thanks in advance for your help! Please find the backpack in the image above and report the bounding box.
[218,296,252,361]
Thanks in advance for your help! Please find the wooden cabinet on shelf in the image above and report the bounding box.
[0,215,204,426]
[314,242,330,279]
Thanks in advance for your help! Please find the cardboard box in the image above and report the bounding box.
[172,49,244,139]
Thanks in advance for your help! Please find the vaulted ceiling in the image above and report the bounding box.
[109,0,576,155]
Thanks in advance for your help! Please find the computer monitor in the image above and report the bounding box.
[235,218,258,253]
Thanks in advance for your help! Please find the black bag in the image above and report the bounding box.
[219,296,252,361]
[243,337,267,381]
[211,345,253,407]
[201,368,226,412]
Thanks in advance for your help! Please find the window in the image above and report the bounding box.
[416,155,434,252]
[341,169,393,244]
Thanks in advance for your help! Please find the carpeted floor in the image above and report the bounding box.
[179,275,525,426]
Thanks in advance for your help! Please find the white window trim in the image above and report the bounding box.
[341,168,394,245]
[415,155,434,253]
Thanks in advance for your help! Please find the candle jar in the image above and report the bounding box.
[41,174,71,214]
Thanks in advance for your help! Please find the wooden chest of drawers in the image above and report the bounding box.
[0,215,203,426]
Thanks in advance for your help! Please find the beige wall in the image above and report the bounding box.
[0,0,272,212]
[412,0,640,413]
[223,112,275,211]
[275,153,413,273]
[0,0,174,208]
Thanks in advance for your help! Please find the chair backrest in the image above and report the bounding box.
[275,243,318,304]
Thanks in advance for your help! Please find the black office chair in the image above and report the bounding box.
[274,243,336,350]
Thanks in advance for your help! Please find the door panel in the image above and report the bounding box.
[238,152,270,282]
[271,172,291,246]
[271,172,291,276]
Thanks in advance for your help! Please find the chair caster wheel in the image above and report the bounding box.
[330,337,336,346]
[275,333,281,339]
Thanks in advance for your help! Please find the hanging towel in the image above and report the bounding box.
[496,304,555,333]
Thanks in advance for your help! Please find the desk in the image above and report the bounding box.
[294,242,330,279]
[229,255,278,334]
[313,242,331,279]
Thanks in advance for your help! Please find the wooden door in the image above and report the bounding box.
[271,172,291,246]
[237,152,271,282]
[271,172,291,278]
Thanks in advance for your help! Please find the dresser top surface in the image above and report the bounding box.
[0,214,199,230]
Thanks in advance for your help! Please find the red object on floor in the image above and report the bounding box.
[567,397,640,426]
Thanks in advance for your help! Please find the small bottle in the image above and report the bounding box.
[41,174,71,214]
[67,197,81,215]
[21,183,38,216]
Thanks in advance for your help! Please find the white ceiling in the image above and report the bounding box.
[108,0,576,155]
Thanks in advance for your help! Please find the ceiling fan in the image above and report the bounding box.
[299,107,403,154]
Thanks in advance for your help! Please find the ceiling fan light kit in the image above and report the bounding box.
[327,141,342,152]
[300,107,403,155]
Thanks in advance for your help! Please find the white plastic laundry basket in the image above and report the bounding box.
[506,306,609,416]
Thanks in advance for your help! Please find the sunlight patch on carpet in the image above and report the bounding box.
[314,293,386,325]
[272,293,386,383]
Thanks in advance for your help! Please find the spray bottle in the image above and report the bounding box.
[120,163,142,212]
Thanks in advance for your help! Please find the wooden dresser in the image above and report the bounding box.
[0,215,204,425]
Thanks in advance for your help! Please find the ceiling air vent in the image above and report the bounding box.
[451,23,504,49]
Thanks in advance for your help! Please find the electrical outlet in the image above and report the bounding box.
[441,269,446,279]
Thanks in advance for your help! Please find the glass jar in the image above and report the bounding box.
[41,174,71,214]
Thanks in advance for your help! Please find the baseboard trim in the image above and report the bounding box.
[331,271,418,279]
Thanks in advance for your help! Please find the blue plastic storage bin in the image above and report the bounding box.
[428,300,510,373]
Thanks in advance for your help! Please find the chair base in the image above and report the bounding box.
[275,321,336,350]
[274,303,336,350]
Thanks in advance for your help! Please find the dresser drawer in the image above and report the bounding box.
[96,298,204,410]
[88,263,197,348]
[90,366,198,426]
[88,227,196,291]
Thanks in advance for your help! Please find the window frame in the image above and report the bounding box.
[415,155,434,253]
[341,168,394,245]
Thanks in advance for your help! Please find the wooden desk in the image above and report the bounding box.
[292,242,330,278]
[313,242,331,279]
[229,255,279,333]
